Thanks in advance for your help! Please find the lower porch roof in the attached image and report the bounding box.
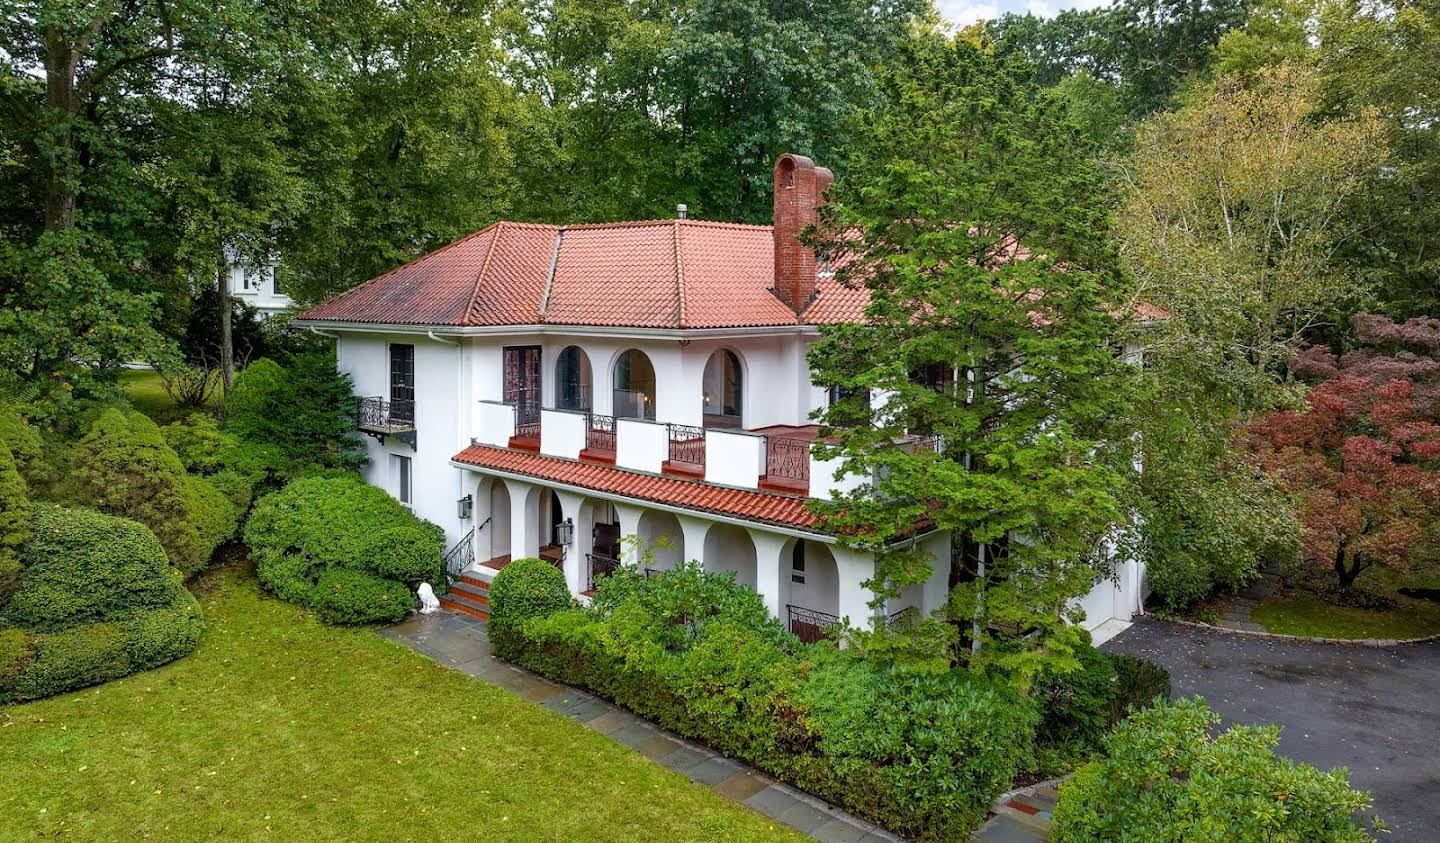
[451,444,820,531]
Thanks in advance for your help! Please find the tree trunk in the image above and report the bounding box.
[43,27,79,231]
[218,257,233,395]
[1334,539,1361,590]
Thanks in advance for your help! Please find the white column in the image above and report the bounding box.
[676,514,711,569]
[833,546,878,631]
[508,480,540,560]
[614,502,645,566]
[749,529,792,622]
[920,531,952,616]
[555,490,590,596]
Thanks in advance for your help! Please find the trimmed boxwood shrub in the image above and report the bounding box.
[1107,651,1171,722]
[487,557,574,660]
[0,401,52,492]
[1053,697,1378,842]
[0,439,32,607]
[493,561,1037,841]
[244,475,445,624]
[225,355,365,473]
[0,505,204,704]
[63,409,241,574]
[312,568,414,625]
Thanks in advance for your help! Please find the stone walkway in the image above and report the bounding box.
[382,610,905,842]
[1214,574,1282,632]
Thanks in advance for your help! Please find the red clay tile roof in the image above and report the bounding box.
[451,444,820,530]
[301,219,800,329]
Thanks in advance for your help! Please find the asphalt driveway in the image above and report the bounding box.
[1103,617,1440,842]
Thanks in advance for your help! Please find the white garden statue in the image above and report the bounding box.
[417,582,440,615]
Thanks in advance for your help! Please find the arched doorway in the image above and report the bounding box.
[487,478,511,564]
[702,349,744,428]
[555,346,592,411]
[613,349,656,420]
[703,523,756,589]
[637,510,683,574]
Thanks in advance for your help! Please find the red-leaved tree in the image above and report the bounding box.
[1247,315,1440,590]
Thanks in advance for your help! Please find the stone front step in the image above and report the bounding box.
[439,594,489,620]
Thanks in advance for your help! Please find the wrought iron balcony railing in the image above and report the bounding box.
[357,396,416,448]
[585,413,616,453]
[586,553,620,592]
[666,423,706,466]
[764,436,811,482]
[787,604,842,644]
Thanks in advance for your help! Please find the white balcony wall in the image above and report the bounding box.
[616,418,668,473]
[704,430,762,488]
[540,409,586,460]
[809,451,867,501]
[475,400,516,446]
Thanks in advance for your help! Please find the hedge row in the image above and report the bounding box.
[491,559,1037,841]
[244,475,444,624]
[0,505,204,703]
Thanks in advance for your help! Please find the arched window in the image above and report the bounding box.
[702,349,743,428]
[613,349,656,420]
[555,346,592,411]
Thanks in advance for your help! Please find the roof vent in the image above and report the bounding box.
[677,203,687,220]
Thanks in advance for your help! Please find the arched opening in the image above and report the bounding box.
[487,478,511,564]
[702,349,744,428]
[636,510,683,574]
[612,349,656,420]
[703,524,756,590]
[539,488,565,567]
[555,346,592,411]
[787,540,840,643]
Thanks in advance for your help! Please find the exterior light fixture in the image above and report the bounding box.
[457,494,473,520]
[554,518,574,547]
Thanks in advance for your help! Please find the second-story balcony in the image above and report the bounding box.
[357,396,416,449]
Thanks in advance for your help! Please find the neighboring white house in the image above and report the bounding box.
[223,254,294,318]
[294,154,1148,643]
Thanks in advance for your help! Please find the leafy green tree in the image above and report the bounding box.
[808,32,1140,684]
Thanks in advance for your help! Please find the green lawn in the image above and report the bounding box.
[1252,591,1440,640]
[119,368,185,421]
[0,566,799,842]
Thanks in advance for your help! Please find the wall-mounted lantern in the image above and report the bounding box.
[457,494,473,520]
[554,517,574,548]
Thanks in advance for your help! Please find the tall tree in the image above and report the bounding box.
[808,33,1139,683]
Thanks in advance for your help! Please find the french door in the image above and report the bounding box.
[503,345,542,432]
[389,344,415,423]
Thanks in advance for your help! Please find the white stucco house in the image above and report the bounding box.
[223,254,294,318]
[293,154,1148,644]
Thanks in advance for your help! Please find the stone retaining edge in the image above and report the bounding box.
[1154,615,1440,647]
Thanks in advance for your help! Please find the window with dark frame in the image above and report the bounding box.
[395,455,412,505]
[791,542,806,584]
[390,343,415,423]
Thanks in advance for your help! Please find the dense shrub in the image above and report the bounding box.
[0,401,52,491]
[162,412,284,495]
[0,440,32,607]
[494,562,1036,841]
[487,557,574,660]
[1106,652,1172,723]
[244,476,444,623]
[63,409,243,574]
[1030,643,1172,776]
[1053,697,1378,843]
[225,354,365,473]
[312,568,415,625]
[0,505,204,703]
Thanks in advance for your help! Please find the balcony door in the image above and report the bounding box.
[389,343,415,423]
[503,345,542,427]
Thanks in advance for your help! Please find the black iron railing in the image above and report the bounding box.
[886,605,918,629]
[443,528,475,584]
[905,433,942,453]
[666,423,705,465]
[764,436,810,482]
[787,604,842,644]
[357,396,415,430]
[587,553,620,591]
[514,400,541,440]
[585,413,616,452]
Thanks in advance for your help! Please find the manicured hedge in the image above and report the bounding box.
[0,439,32,607]
[0,505,204,704]
[1053,697,1377,842]
[244,475,445,624]
[491,561,1037,841]
[64,409,243,574]
[487,557,574,660]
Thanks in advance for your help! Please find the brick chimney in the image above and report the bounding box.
[772,154,832,313]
